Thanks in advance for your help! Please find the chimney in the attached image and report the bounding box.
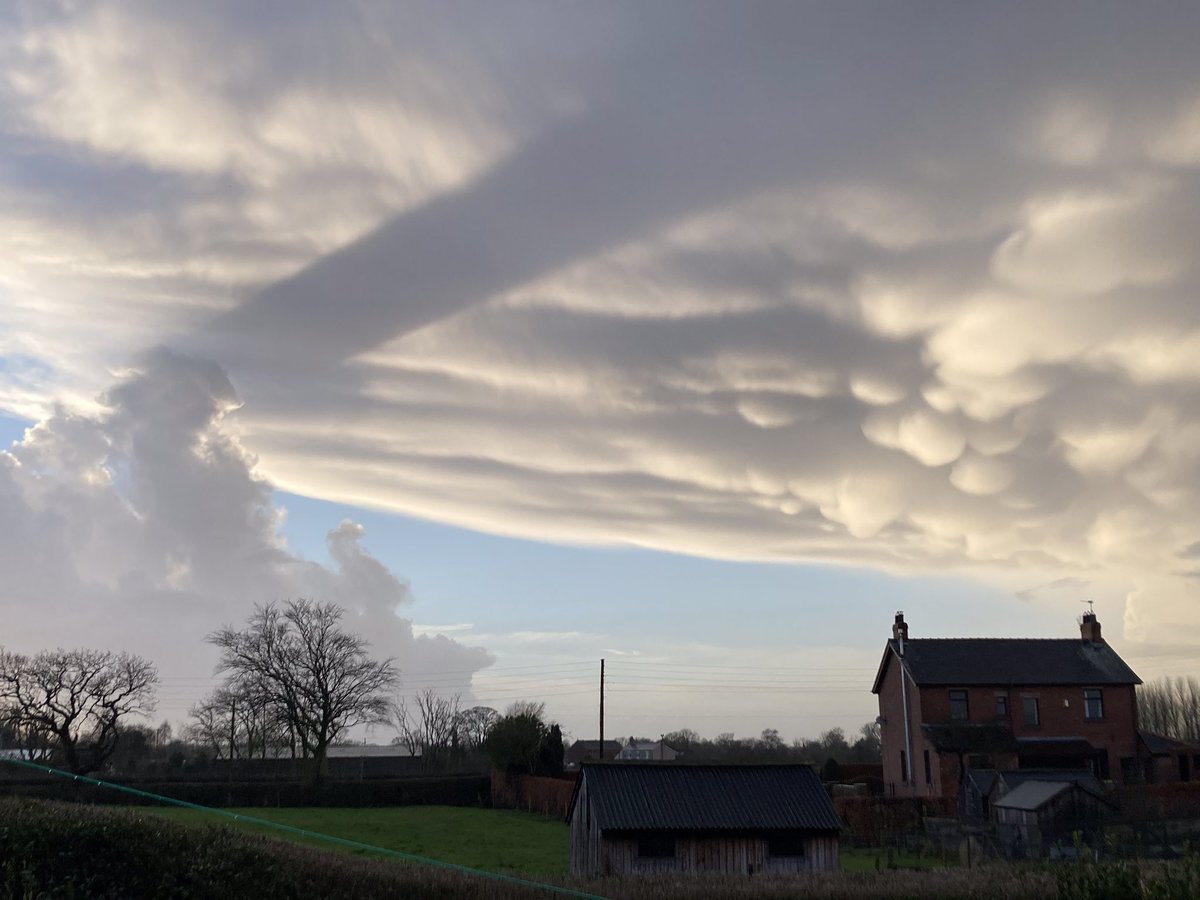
[892,611,909,642]
[1080,611,1103,643]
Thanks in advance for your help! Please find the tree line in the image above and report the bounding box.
[0,598,566,785]
[1,597,879,785]
[620,722,882,769]
[1138,676,1200,743]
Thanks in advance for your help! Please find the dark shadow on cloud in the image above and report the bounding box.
[184,3,962,382]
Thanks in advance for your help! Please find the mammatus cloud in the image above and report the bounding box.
[0,349,492,721]
[1,3,1200,660]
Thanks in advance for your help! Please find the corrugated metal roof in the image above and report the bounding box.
[996,768,1106,799]
[576,764,841,832]
[880,638,1140,688]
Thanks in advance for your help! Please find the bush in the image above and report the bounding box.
[0,798,549,899]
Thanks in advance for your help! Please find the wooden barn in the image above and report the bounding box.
[566,763,842,877]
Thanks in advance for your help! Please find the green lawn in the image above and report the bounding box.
[141,804,954,878]
[138,805,568,876]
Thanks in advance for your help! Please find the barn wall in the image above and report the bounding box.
[597,832,839,876]
[568,778,605,876]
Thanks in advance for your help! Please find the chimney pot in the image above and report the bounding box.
[892,611,909,642]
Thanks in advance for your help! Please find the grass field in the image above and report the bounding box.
[139,805,568,876]
[142,805,954,878]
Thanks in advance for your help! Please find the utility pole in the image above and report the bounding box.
[229,697,237,788]
[599,658,606,760]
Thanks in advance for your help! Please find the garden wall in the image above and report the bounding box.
[490,770,575,818]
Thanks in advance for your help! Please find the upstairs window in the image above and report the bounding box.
[1084,688,1104,720]
[995,694,1008,719]
[949,689,969,721]
[1022,696,1040,726]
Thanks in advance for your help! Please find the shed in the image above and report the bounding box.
[566,763,841,877]
[992,778,1116,858]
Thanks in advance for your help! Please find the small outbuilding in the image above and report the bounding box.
[992,777,1117,858]
[566,763,842,877]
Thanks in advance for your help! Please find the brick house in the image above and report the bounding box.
[871,611,1141,799]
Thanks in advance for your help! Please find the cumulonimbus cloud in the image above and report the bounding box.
[0,348,492,722]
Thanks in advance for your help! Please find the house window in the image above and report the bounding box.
[1083,688,1104,720]
[1022,696,1040,726]
[767,833,806,858]
[900,750,908,782]
[995,694,1008,719]
[923,749,932,785]
[949,689,969,721]
[636,834,675,859]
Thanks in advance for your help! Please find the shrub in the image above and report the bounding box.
[0,798,549,899]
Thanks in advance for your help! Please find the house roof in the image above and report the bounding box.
[567,764,842,833]
[964,768,1000,797]
[921,723,1019,754]
[564,740,622,765]
[995,768,1107,800]
[993,780,1073,811]
[1016,736,1099,758]
[622,740,677,752]
[1138,731,1198,756]
[872,638,1140,693]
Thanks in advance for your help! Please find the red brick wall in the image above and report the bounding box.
[876,648,926,797]
[877,639,1140,797]
[918,682,1138,781]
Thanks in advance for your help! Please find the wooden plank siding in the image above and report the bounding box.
[567,764,843,877]
[569,776,606,877]
[595,833,838,876]
[571,778,838,878]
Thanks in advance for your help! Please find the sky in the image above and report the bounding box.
[2,2,1200,743]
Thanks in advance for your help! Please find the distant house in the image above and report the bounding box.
[872,611,1142,799]
[564,740,622,770]
[566,763,841,877]
[616,740,679,761]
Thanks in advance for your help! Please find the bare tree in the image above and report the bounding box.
[1139,676,1200,743]
[207,599,395,784]
[0,648,158,774]
[392,689,462,770]
[188,681,286,761]
[187,691,234,759]
[457,705,500,750]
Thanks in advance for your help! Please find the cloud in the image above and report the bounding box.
[2,2,1200,661]
[0,349,492,722]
